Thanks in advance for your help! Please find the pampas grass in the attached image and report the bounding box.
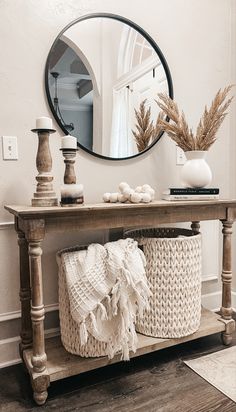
[132,100,165,152]
[132,100,154,152]
[156,85,233,151]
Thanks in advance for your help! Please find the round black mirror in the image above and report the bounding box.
[45,13,173,160]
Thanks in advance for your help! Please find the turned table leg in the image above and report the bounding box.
[15,219,32,357]
[220,219,235,345]
[191,221,200,234]
[26,219,49,405]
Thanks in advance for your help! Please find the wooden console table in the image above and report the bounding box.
[5,200,236,405]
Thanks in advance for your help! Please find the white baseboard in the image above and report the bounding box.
[0,303,59,323]
[0,327,60,369]
[0,336,22,369]
[201,291,222,312]
[201,290,236,312]
[232,290,236,311]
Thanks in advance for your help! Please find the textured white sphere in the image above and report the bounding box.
[141,192,152,203]
[119,182,130,193]
[130,192,142,203]
[135,186,143,193]
[109,192,119,203]
[146,188,155,200]
[142,184,152,192]
[122,192,131,201]
[123,187,134,199]
[117,193,127,203]
[103,192,111,202]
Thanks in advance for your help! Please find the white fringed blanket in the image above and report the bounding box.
[57,238,151,360]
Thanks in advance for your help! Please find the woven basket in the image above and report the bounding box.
[124,228,202,338]
[58,245,107,357]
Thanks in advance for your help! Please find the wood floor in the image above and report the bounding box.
[0,329,236,412]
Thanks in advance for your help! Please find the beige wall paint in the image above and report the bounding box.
[0,0,235,364]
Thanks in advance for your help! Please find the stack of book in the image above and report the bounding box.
[162,187,219,201]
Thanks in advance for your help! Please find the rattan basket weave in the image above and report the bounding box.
[58,245,107,357]
[124,228,202,338]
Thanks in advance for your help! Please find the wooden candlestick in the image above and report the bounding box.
[31,128,58,207]
[60,148,84,206]
[62,149,77,184]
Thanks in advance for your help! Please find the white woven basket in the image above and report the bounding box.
[124,228,202,338]
[58,246,107,357]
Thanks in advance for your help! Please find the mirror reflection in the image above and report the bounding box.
[45,15,173,159]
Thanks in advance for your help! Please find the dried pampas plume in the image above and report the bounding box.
[132,100,154,152]
[155,85,234,151]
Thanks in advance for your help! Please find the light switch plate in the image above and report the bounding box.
[2,136,18,160]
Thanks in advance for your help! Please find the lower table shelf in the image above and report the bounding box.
[23,308,227,383]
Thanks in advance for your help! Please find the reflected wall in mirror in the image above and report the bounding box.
[45,13,173,160]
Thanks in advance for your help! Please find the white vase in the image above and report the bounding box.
[180,151,212,188]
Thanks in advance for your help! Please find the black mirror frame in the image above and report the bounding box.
[45,12,174,161]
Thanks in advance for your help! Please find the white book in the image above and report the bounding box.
[162,194,220,201]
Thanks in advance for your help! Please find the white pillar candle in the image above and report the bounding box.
[61,135,77,149]
[36,117,52,129]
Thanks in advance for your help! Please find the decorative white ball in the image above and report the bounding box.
[141,192,152,203]
[135,186,143,193]
[130,192,142,203]
[119,182,130,193]
[103,192,111,202]
[117,193,127,203]
[123,187,134,200]
[146,188,155,200]
[109,192,119,203]
[142,184,152,192]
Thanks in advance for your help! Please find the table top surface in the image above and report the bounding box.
[5,199,236,218]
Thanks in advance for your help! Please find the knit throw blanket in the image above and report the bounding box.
[57,238,151,360]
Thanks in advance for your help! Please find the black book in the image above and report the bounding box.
[164,188,219,195]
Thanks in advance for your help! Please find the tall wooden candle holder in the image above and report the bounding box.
[60,148,84,206]
[31,126,58,207]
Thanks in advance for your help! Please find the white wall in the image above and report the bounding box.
[0,0,235,366]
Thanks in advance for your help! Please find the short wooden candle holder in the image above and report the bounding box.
[60,148,84,207]
[31,128,58,207]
